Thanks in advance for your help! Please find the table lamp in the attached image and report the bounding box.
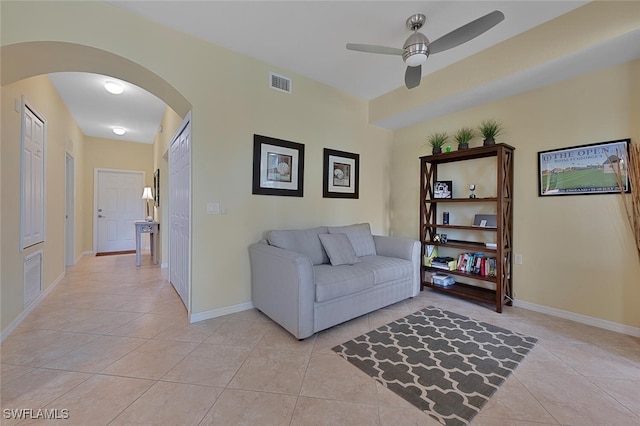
[141,186,154,221]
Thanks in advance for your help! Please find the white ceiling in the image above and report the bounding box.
[50,1,595,143]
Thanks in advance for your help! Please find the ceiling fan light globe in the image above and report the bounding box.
[405,53,427,67]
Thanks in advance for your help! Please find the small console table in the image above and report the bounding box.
[135,221,159,267]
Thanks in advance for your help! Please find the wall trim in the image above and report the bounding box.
[514,299,640,338]
[189,301,255,324]
[1,270,65,343]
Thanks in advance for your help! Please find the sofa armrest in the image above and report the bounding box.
[373,235,421,297]
[248,242,315,339]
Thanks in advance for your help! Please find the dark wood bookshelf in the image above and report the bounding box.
[420,143,514,313]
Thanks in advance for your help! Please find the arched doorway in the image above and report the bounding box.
[2,40,193,316]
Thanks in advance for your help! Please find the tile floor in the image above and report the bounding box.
[1,253,639,425]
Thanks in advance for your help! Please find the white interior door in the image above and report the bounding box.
[169,113,191,311]
[95,169,144,253]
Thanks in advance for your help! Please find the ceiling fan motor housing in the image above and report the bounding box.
[403,32,430,66]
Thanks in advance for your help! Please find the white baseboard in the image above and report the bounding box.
[161,262,168,269]
[189,301,255,324]
[1,270,66,343]
[514,299,640,338]
[83,251,94,256]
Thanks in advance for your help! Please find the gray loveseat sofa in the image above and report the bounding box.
[249,223,421,339]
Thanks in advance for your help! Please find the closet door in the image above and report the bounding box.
[169,112,191,311]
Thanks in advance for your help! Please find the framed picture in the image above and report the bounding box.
[434,180,453,199]
[153,169,160,207]
[323,148,359,198]
[252,134,304,197]
[538,139,631,196]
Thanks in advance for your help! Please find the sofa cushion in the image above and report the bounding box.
[318,233,359,266]
[357,255,413,285]
[267,227,329,265]
[328,223,376,257]
[314,265,373,302]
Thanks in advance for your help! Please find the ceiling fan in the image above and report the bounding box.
[346,10,505,89]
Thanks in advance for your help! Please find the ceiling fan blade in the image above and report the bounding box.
[428,10,505,55]
[346,43,405,56]
[405,65,421,89]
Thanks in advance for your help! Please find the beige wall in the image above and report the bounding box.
[390,61,640,328]
[82,136,154,253]
[1,75,85,330]
[1,1,393,329]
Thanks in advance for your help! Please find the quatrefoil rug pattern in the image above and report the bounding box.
[332,306,538,426]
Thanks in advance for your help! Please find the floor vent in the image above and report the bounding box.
[270,72,292,94]
[24,251,42,307]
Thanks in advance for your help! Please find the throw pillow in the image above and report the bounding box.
[327,223,376,257]
[318,233,359,266]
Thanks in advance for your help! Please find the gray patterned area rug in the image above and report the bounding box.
[332,306,538,426]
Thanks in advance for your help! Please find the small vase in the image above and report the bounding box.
[458,143,469,150]
[483,137,495,146]
[432,147,442,154]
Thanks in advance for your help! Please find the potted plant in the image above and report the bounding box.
[479,119,503,145]
[454,127,475,150]
[427,132,448,154]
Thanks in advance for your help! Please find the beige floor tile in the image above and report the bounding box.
[290,397,379,426]
[54,309,143,334]
[153,316,226,342]
[543,342,640,380]
[0,364,34,384]
[516,371,639,426]
[110,381,222,425]
[300,353,378,404]
[228,348,309,394]
[42,335,146,373]
[471,417,559,425]
[101,339,197,379]
[378,405,443,426]
[199,388,297,426]
[255,324,317,353]
[0,368,91,412]
[162,343,252,387]
[108,312,182,338]
[204,319,271,347]
[0,330,98,367]
[513,344,579,376]
[478,375,557,423]
[19,375,154,426]
[589,376,640,418]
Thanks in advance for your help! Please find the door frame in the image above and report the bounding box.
[93,168,145,253]
[65,152,75,266]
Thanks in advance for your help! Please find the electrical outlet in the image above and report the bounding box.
[515,254,523,265]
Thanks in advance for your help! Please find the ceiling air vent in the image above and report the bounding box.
[270,72,292,94]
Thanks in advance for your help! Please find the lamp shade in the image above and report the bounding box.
[141,186,154,200]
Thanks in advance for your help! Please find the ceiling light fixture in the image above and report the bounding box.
[104,81,124,95]
[113,127,126,136]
